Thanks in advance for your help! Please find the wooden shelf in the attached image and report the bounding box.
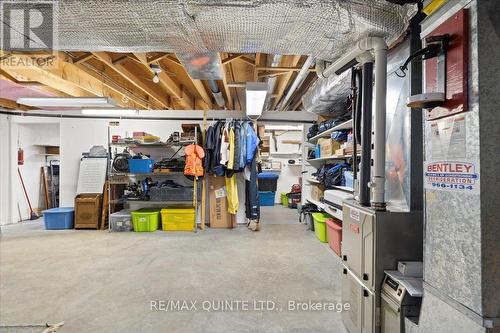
[307,119,353,144]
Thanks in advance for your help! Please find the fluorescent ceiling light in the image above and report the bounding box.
[81,109,137,116]
[246,82,268,117]
[17,97,116,108]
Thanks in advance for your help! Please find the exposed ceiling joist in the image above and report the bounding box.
[270,55,302,110]
[93,52,170,109]
[220,53,234,110]
[257,66,316,72]
[132,52,195,109]
[72,53,93,64]
[240,56,255,66]
[221,54,243,65]
[0,97,32,111]
[253,53,261,81]
[146,53,170,64]
[257,71,289,79]
[190,80,212,110]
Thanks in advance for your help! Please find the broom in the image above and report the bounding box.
[18,168,39,220]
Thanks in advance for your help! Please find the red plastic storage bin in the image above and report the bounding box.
[326,218,342,256]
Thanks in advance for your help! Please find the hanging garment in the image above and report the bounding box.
[227,125,235,170]
[212,121,226,176]
[220,122,230,166]
[244,122,259,165]
[225,174,238,214]
[204,124,215,172]
[232,121,241,170]
[245,150,260,221]
[238,121,247,170]
[184,144,205,177]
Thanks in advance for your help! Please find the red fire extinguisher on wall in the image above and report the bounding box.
[18,147,24,165]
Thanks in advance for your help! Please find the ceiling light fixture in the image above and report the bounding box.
[150,64,162,84]
[17,97,117,108]
[81,108,137,116]
[246,82,268,118]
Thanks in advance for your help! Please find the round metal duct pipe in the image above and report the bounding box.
[208,80,226,107]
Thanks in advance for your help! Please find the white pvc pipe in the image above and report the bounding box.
[278,56,315,111]
[372,45,387,208]
[321,36,387,209]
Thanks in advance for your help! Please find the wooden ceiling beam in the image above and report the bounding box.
[221,54,243,65]
[72,53,93,64]
[270,55,302,110]
[240,56,255,66]
[93,52,170,109]
[147,53,170,64]
[1,54,151,108]
[132,52,195,109]
[0,97,32,111]
[257,71,289,79]
[253,53,261,81]
[220,53,234,110]
[164,54,212,110]
[257,66,316,72]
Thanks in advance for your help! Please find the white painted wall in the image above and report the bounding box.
[266,129,303,203]
[0,115,60,225]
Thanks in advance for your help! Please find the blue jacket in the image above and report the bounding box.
[244,122,259,165]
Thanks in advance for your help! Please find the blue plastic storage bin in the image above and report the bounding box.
[259,191,276,206]
[344,170,354,188]
[128,159,154,173]
[315,144,321,158]
[42,207,74,229]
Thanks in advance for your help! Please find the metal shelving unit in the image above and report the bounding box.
[303,119,356,207]
[307,119,353,144]
[107,126,199,232]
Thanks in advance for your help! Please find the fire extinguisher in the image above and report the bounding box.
[18,147,24,165]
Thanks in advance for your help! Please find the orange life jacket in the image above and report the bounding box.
[184,144,205,177]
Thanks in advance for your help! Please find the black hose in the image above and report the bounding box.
[359,62,373,207]
[354,68,363,144]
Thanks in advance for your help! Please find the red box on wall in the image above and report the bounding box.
[424,9,469,120]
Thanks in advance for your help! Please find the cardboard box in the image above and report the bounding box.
[335,148,346,156]
[209,175,232,228]
[311,184,324,201]
[320,139,341,157]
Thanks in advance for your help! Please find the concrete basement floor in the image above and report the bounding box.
[0,206,347,333]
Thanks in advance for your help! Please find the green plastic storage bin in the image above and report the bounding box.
[281,192,289,206]
[131,208,160,232]
[312,212,330,243]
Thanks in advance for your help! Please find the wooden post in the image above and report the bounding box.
[100,181,109,230]
[200,109,208,230]
[41,167,50,209]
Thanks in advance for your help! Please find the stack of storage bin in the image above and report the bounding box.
[258,173,279,206]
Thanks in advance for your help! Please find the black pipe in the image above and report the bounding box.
[354,68,363,145]
[359,62,373,207]
[351,67,362,185]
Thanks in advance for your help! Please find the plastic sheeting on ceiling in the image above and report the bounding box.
[54,0,415,61]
